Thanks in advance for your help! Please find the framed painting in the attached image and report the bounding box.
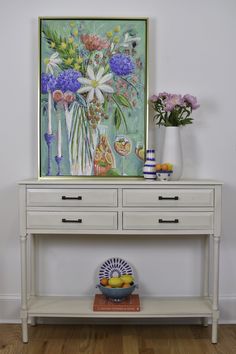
[39,17,148,177]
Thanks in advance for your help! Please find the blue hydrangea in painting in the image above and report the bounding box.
[56,69,82,93]
[41,73,58,93]
[40,18,147,177]
[109,54,135,76]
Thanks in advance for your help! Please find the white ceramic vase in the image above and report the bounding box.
[162,127,183,180]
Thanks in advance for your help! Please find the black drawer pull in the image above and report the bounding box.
[159,219,179,223]
[62,218,82,223]
[159,196,179,200]
[62,196,82,200]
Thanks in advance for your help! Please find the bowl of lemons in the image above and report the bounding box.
[96,258,137,302]
[156,163,173,181]
[97,274,136,302]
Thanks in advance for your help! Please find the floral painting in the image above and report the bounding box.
[39,18,148,177]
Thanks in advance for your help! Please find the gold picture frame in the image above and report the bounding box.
[39,17,148,178]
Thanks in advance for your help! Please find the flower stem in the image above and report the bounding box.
[120,77,139,95]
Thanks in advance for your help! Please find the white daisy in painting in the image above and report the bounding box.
[44,52,62,74]
[77,65,114,104]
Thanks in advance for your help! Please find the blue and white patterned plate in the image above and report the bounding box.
[98,257,133,281]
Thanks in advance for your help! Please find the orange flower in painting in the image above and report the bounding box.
[64,91,76,104]
[52,90,64,102]
[81,34,109,51]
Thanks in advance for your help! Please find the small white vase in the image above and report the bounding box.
[162,127,183,180]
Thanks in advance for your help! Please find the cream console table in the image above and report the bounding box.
[18,179,222,343]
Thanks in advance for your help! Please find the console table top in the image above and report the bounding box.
[19,178,223,185]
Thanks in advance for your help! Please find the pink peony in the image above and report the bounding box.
[151,91,199,127]
[164,94,184,112]
[150,94,158,102]
[183,94,200,110]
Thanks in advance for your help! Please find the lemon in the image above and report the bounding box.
[108,277,123,288]
[138,148,144,160]
[120,274,134,284]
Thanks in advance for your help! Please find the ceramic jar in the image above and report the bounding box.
[143,149,156,179]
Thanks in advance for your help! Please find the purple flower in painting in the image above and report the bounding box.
[109,54,135,76]
[183,94,200,110]
[164,94,184,112]
[56,69,82,93]
[41,73,57,94]
[48,77,58,92]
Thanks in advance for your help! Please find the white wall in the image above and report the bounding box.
[0,0,236,322]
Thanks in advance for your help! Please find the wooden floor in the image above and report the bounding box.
[0,324,236,354]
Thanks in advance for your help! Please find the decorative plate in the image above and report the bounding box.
[98,257,133,281]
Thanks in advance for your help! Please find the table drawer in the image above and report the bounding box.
[27,211,118,230]
[123,189,214,207]
[123,212,213,230]
[27,189,117,207]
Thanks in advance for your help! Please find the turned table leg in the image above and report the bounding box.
[212,235,220,344]
[202,234,210,327]
[20,234,28,343]
[30,234,37,326]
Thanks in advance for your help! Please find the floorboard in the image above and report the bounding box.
[0,324,235,354]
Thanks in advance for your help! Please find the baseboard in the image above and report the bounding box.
[1,294,236,324]
[218,295,236,323]
[0,294,21,323]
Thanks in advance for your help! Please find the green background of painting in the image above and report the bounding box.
[40,18,147,177]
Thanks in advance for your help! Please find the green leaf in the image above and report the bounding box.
[114,107,122,130]
[115,94,132,109]
[105,168,120,177]
[111,94,128,132]
[104,63,110,74]
[180,118,193,126]
[98,161,107,167]
[103,99,108,113]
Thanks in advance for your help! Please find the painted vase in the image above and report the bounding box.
[94,125,116,176]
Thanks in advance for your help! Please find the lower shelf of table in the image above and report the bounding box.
[27,296,213,318]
